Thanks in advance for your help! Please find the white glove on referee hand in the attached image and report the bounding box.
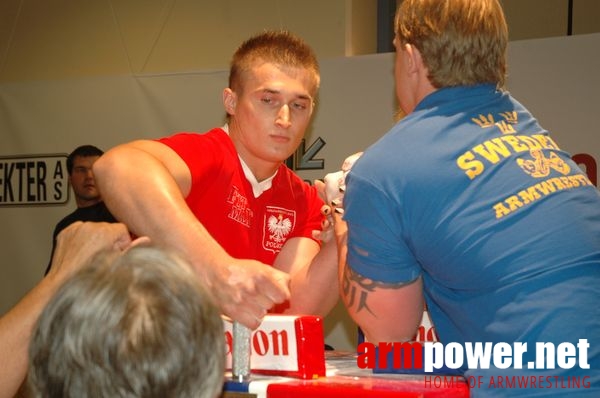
[324,152,363,207]
[314,152,363,242]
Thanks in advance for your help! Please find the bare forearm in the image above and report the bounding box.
[284,239,339,316]
[94,144,229,275]
[341,265,424,344]
[0,278,57,398]
[94,144,291,329]
[95,145,189,242]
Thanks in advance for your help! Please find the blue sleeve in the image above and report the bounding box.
[343,172,421,284]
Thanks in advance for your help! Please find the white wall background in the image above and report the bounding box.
[1,33,599,350]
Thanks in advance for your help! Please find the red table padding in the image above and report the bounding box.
[265,374,470,397]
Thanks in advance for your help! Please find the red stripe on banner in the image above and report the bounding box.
[265,375,470,397]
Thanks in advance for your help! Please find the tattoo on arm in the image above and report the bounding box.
[341,266,414,316]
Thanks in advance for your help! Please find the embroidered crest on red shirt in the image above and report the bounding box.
[263,206,296,253]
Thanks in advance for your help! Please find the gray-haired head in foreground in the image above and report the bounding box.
[28,245,225,398]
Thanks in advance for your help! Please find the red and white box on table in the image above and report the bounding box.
[223,315,326,379]
[222,313,469,397]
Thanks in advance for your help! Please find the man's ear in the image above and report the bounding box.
[223,88,237,115]
[405,43,427,76]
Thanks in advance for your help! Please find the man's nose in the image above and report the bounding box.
[276,104,291,128]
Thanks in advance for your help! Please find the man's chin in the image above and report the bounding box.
[78,194,101,202]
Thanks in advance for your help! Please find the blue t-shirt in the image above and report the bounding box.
[344,84,600,396]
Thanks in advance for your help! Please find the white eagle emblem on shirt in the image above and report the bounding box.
[268,214,292,243]
[263,206,296,253]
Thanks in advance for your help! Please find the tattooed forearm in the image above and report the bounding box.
[341,266,374,315]
[341,266,415,316]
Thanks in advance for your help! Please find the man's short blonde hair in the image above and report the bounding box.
[229,30,320,97]
[395,0,508,88]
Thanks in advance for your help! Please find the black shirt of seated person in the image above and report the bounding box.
[45,202,117,275]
